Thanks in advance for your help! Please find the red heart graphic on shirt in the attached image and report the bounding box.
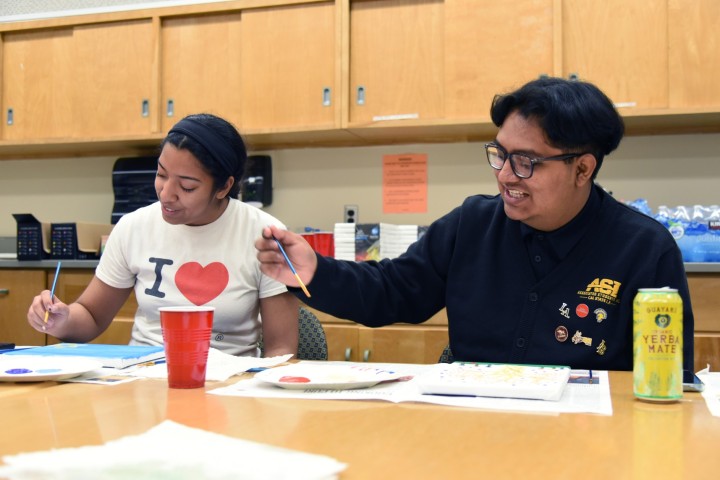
[175,262,229,306]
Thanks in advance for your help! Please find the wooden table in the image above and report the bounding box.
[1,372,719,479]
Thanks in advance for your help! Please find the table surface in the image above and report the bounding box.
[0,371,719,479]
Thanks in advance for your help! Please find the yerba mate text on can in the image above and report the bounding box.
[633,288,683,402]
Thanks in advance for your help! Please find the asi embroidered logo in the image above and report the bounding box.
[577,278,621,306]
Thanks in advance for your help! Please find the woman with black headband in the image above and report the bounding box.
[27,113,299,358]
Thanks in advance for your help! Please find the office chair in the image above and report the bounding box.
[259,306,328,360]
[438,344,454,363]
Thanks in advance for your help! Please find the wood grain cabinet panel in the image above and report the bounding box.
[1,20,153,141]
[239,2,337,132]
[0,269,47,345]
[161,13,244,132]
[668,0,720,109]
[561,0,668,109]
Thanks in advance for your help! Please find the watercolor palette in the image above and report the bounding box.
[415,362,571,401]
[0,356,102,382]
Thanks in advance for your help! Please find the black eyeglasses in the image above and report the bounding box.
[485,143,587,179]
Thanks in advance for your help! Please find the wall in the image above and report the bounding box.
[0,132,718,238]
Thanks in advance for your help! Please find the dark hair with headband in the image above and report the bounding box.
[161,113,247,198]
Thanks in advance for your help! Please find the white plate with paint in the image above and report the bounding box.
[254,363,406,390]
[0,356,103,382]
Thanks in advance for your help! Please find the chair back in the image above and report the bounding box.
[438,344,454,363]
[258,306,328,360]
[297,307,328,360]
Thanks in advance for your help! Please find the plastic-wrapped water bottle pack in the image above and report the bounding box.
[629,202,720,262]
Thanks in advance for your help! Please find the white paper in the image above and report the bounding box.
[210,361,613,416]
[128,350,293,382]
[66,350,293,384]
[697,366,720,417]
[0,420,346,480]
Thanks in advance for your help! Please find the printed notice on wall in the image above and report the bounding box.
[382,154,427,214]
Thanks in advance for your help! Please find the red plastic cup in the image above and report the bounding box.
[159,306,215,389]
[314,232,335,257]
[300,233,317,251]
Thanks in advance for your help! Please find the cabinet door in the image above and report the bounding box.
[1,20,152,141]
[668,0,720,109]
[350,0,444,125]
[561,0,668,109]
[0,270,46,345]
[445,0,554,119]
[1,29,75,140]
[695,334,720,372]
[239,2,337,131]
[161,13,243,132]
[358,325,448,364]
[323,323,360,361]
[72,20,154,137]
[47,270,135,345]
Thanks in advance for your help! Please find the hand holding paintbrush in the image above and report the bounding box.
[256,226,317,297]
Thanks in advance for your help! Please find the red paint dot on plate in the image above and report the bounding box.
[279,376,311,383]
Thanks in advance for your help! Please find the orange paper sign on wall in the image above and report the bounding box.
[382,153,428,214]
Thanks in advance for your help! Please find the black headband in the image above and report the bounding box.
[168,117,237,176]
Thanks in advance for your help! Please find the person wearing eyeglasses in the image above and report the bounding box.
[256,76,694,372]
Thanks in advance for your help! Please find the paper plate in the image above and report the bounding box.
[0,356,103,382]
[254,363,406,390]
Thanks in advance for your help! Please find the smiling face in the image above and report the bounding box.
[493,111,596,231]
[155,143,233,226]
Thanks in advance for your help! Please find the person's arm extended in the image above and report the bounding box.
[259,291,299,357]
[28,276,132,343]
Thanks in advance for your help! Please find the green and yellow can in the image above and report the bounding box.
[633,288,683,402]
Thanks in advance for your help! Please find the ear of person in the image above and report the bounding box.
[575,154,596,185]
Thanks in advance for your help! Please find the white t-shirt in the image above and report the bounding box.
[95,199,287,355]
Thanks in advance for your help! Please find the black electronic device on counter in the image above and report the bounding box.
[241,155,273,208]
[12,213,49,260]
[111,156,158,224]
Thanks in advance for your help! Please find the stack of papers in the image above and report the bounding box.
[379,223,419,259]
[333,223,355,260]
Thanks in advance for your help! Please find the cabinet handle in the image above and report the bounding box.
[356,86,366,106]
[166,99,175,117]
[6,108,13,126]
[141,99,149,118]
[322,87,332,107]
[0,288,9,296]
[363,349,371,362]
[568,73,580,81]
[344,347,352,361]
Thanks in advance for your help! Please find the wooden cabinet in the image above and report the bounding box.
[561,0,668,109]
[1,20,153,141]
[561,0,720,112]
[349,0,554,125]
[0,269,47,345]
[1,0,720,157]
[667,0,720,109]
[238,2,338,132]
[160,13,244,132]
[308,306,448,363]
[47,269,135,346]
[1,28,75,140]
[687,273,720,372]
